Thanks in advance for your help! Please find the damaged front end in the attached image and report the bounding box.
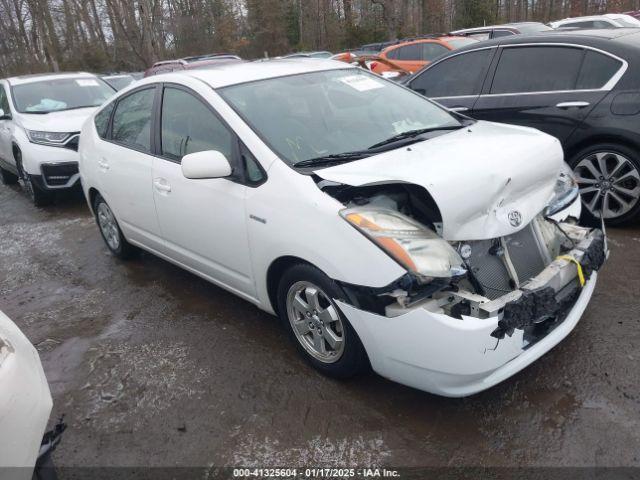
[318,178,606,395]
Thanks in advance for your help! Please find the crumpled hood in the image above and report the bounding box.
[316,121,564,241]
[17,107,98,133]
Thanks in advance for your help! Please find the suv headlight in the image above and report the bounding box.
[341,208,466,279]
[545,163,579,217]
[26,130,72,145]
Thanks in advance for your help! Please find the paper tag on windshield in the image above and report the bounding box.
[340,75,385,92]
[76,79,99,87]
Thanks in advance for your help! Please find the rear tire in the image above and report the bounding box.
[277,263,369,379]
[93,193,138,260]
[569,143,640,226]
[0,166,18,185]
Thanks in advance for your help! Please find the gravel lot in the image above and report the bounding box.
[1,183,639,469]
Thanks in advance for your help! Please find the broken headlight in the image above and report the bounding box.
[341,208,466,279]
[545,163,579,217]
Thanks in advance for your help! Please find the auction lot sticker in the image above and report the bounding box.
[340,75,385,92]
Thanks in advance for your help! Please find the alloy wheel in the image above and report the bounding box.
[574,151,640,219]
[286,281,345,363]
[97,202,121,251]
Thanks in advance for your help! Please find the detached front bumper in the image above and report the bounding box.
[337,227,605,397]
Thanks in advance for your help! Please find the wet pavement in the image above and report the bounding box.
[1,182,639,468]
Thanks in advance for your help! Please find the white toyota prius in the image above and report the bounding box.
[79,60,607,397]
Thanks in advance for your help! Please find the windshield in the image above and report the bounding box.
[219,69,460,165]
[12,77,115,113]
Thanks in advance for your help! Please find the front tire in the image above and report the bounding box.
[0,166,18,185]
[93,193,138,259]
[14,148,53,207]
[569,143,640,226]
[277,263,369,378]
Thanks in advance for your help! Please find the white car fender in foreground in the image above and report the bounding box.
[0,311,52,479]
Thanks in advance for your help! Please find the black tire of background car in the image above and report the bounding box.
[14,149,54,207]
[0,166,18,185]
[92,193,139,260]
[569,142,640,227]
[276,263,370,379]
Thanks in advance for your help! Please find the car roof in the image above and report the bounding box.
[450,27,640,51]
[452,22,545,33]
[5,71,97,86]
[143,58,354,89]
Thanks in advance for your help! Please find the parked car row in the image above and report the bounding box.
[0,27,624,402]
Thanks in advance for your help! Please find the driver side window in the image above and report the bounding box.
[160,87,233,162]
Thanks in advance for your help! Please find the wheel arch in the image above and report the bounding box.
[266,256,315,315]
[87,187,101,215]
[565,134,640,164]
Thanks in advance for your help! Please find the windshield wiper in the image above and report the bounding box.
[293,151,371,168]
[368,124,465,150]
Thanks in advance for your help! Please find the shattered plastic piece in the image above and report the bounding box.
[491,287,558,339]
[581,230,606,278]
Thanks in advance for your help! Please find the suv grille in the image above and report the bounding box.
[466,222,549,300]
[41,162,79,186]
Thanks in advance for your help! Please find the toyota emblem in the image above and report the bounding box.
[508,210,523,227]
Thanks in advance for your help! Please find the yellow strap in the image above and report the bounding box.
[557,255,585,287]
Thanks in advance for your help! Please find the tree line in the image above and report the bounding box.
[1,0,639,76]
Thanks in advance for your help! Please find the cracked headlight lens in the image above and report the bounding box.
[26,130,71,145]
[546,163,579,217]
[341,207,466,278]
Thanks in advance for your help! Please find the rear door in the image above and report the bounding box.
[96,85,163,247]
[407,47,496,114]
[472,45,622,143]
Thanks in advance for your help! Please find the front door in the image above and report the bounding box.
[151,84,254,298]
[408,47,496,114]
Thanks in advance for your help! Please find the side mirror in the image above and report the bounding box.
[0,108,9,120]
[181,150,232,179]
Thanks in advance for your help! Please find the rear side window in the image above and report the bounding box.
[94,102,114,139]
[410,49,493,98]
[491,46,583,94]
[420,43,449,61]
[111,88,154,152]
[492,29,514,38]
[160,87,233,162]
[576,50,622,89]
[468,32,490,40]
[396,44,422,61]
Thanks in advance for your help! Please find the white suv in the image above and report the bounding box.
[0,72,115,206]
[550,14,640,29]
[79,60,607,396]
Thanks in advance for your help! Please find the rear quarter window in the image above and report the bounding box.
[576,50,622,89]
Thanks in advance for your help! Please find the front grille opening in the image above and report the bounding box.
[41,163,79,186]
[465,223,549,300]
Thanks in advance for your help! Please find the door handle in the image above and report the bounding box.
[97,158,109,171]
[450,106,470,112]
[153,178,171,193]
[556,101,590,109]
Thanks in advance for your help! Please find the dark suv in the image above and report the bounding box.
[405,28,640,225]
